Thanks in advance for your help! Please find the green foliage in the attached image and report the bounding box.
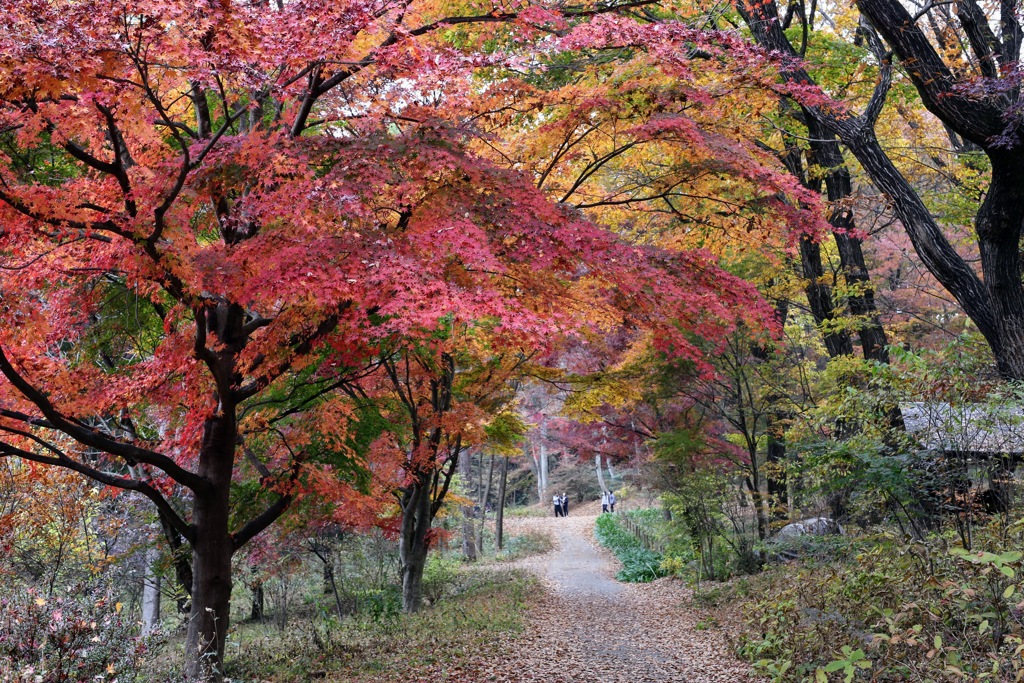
[655,466,761,582]
[799,337,1024,542]
[483,411,529,455]
[593,513,667,583]
[422,553,461,604]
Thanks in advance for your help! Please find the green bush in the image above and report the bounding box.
[594,513,667,583]
[422,553,461,604]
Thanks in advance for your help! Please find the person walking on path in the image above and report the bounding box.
[560,493,569,517]
[608,490,616,513]
[601,490,609,514]
[553,493,563,517]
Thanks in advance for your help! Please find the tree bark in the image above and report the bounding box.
[459,451,477,561]
[183,509,233,680]
[476,454,495,555]
[249,583,264,621]
[538,421,549,496]
[184,414,237,682]
[400,475,433,612]
[496,456,509,551]
[805,118,891,364]
[595,454,607,493]
[141,543,161,635]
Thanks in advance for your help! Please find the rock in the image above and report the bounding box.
[775,517,843,539]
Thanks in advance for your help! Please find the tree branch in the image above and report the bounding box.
[0,347,206,491]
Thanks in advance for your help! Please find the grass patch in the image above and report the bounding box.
[206,568,536,682]
[594,513,667,582]
[495,530,553,561]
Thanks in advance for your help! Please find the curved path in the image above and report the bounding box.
[500,507,758,683]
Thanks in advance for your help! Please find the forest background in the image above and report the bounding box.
[1,0,1023,680]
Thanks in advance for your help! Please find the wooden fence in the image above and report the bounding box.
[618,514,666,554]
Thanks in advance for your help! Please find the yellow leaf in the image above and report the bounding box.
[115,602,123,613]
[34,597,46,606]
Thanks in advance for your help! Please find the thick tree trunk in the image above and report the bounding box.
[975,155,1024,378]
[400,476,433,613]
[184,505,233,680]
[496,456,509,551]
[184,410,238,681]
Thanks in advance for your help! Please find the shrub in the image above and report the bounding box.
[422,553,461,604]
[0,589,153,682]
[736,524,1024,682]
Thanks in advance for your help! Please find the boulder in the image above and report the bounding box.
[775,517,844,539]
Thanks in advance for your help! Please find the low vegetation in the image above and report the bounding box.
[216,569,536,683]
[736,525,1024,682]
[594,513,667,583]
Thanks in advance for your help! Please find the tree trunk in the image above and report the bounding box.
[249,583,264,621]
[459,451,477,561]
[184,413,237,682]
[141,544,161,635]
[595,454,607,493]
[539,423,549,495]
[183,506,233,681]
[496,456,509,551]
[476,454,495,555]
[975,155,1024,378]
[805,118,892,364]
[157,509,193,614]
[765,413,788,521]
[400,475,433,613]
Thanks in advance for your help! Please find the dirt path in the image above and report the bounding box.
[497,506,758,682]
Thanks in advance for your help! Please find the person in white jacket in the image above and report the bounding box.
[601,490,609,513]
[553,493,563,517]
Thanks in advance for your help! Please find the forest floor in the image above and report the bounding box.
[476,502,759,682]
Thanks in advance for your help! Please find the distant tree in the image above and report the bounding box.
[737,0,1024,378]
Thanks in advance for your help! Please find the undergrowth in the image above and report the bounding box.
[736,521,1024,682]
[213,568,536,682]
[496,530,554,561]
